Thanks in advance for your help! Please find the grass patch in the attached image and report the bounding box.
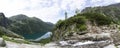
[2,35,30,44]
[39,37,52,45]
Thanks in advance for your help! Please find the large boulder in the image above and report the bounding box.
[0,38,6,47]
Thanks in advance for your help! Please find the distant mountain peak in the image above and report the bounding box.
[31,17,43,22]
[109,3,120,7]
[0,13,4,16]
[0,13,6,19]
[13,14,28,18]
[9,14,29,21]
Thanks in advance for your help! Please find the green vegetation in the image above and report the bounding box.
[79,13,113,25]
[0,13,54,40]
[53,12,114,41]
[2,35,30,44]
[55,16,87,31]
[8,14,54,39]
[77,24,86,31]
[0,30,4,37]
[39,37,52,44]
[55,12,112,31]
[81,3,120,24]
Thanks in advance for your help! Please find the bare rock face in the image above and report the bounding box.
[0,38,6,47]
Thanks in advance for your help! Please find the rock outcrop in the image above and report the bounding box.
[0,38,6,47]
[52,3,120,48]
[0,13,10,28]
[52,24,120,48]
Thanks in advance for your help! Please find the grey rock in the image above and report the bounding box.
[0,38,6,47]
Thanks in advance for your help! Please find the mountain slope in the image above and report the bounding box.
[52,3,120,47]
[8,14,54,39]
[81,3,120,24]
[0,13,22,38]
[0,13,10,28]
[53,12,113,41]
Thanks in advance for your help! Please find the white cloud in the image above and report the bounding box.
[0,0,120,23]
[89,0,120,7]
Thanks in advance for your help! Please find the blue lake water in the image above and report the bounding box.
[34,32,52,41]
[23,32,47,39]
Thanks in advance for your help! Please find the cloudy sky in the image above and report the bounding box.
[0,0,120,23]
